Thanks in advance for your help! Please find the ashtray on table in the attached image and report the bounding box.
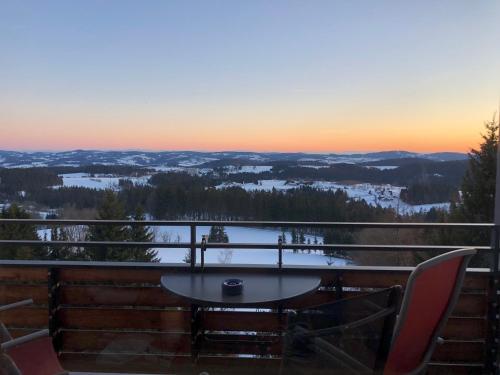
[222,279,243,296]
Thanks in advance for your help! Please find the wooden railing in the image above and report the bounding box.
[0,219,496,373]
[0,260,491,374]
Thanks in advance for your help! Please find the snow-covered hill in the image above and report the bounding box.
[0,150,467,169]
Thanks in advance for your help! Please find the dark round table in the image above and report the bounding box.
[161,272,322,307]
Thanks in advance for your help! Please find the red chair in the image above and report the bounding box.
[1,330,67,375]
[282,248,477,375]
[0,300,67,375]
[384,248,477,374]
[0,299,34,343]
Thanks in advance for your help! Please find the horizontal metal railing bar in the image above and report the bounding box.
[0,259,490,273]
[206,243,492,252]
[0,219,494,229]
[0,240,193,248]
[0,240,491,252]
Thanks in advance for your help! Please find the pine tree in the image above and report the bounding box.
[447,117,498,267]
[299,230,306,252]
[299,231,306,244]
[87,191,157,261]
[208,226,229,243]
[458,117,498,223]
[281,230,287,244]
[128,206,158,262]
[87,190,130,261]
[0,204,42,259]
[49,227,67,260]
[290,228,299,253]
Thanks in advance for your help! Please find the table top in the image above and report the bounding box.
[160,272,322,307]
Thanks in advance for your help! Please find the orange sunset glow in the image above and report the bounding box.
[2,1,499,153]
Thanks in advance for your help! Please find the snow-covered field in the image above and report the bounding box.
[299,165,330,169]
[36,225,348,266]
[153,226,347,266]
[217,180,302,191]
[216,179,450,214]
[178,157,218,167]
[224,165,273,174]
[365,166,399,170]
[54,173,151,190]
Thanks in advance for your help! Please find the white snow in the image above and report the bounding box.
[399,202,450,214]
[224,166,273,174]
[298,158,321,162]
[216,180,301,191]
[299,165,330,169]
[35,224,347,266]
[178,157,217,167]
[365,166,399,170]
[151,166,186,172]
[117,154,154,166]
[11,163,48,168]
[152,226,347,266]
[248,155,266,161]
[54,173,151,190]
[216,179,450,214]
[324,156,380,164]
[37,228,51,239]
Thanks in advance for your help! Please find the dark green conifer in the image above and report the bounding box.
[87,190,129,261]
[128,206,158,262]
[208,226,229,243]
[0,204,42,259]
[458,118,498,223]
[447,118,498,266]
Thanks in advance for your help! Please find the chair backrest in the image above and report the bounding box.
[1,329,66,375]
[281,286,402,375]
[384,248,477,375]
[0,299,34,343]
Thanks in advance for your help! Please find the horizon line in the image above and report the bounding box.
[0,148,469,155]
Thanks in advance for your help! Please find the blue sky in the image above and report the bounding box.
[1,1,499,152]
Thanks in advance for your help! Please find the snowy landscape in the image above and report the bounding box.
[50,173,451,214]
[37,225,348,266]
[0,150,467,169]
[216,180,450,214]
[5,149,461,267]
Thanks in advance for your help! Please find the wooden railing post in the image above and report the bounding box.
[190,224,197,271]
[278,235,283,269]
[48,267,61,353]
[485,225,500,374]
[335,271,344,300]
[201,235,207,271]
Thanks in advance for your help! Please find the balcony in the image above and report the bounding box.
[0,220,497,374]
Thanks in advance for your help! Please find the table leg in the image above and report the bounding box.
[191,303,201,362]
[278,304,284,324]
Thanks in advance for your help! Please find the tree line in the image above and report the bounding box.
[0,191,158,262]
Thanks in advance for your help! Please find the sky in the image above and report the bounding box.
[1,1,499,153]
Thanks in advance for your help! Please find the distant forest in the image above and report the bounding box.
[0,159,466,220]
[0,157,467,211]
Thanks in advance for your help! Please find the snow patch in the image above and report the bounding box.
[54,173,151,190]
[216,179,450,214]
[225,165,273,174]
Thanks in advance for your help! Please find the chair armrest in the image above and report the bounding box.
[0,299,33,312]
[292,305,398,339]
[282,286,401,374]
[1,329,49,351]
[288,286,401,334]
